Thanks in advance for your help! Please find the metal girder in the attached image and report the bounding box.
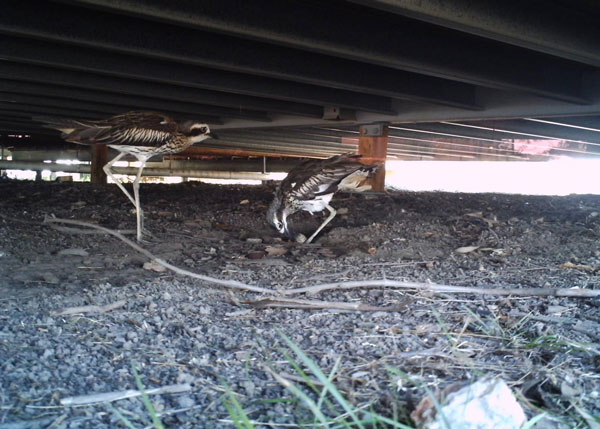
[457,120,600,144]
[0,160,283,180]
[527,116,600,131]
[0,37,392,115]
[187,144,339,159]
[0,39,326,118]
[392,121,600,145]
[0,119,48,131]
[204,142,341,158]
[58,0,591,103]
[0,1,481,110]
[0,103,108,120]
[349,0,600,68]
[0,125,53,136]
[217,135,348,152]
[389,128,497,147]
[0,92,225,124]
[221,130,342,145]
[0,79,271,122]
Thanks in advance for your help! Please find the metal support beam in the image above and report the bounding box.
[0,38,397,115]
[0,45,393,116]
[350,0,600,67]
[57,0,591,103]
[0,103,110,120]
[0,2,480,110]
[0,81,268,122]
[0,80,272,122]
[359,124,388,191]
[453,120,600,145]
[0,160,285,180]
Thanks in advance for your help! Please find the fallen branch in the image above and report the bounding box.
[52,300,127,316]
[60,383,191,406]
[280,279,600,298]
[245,297,411,312]
[45,217,600,300]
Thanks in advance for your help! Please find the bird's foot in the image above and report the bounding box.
[136,228,158,244]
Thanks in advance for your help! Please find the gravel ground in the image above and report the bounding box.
[0,180,599,428]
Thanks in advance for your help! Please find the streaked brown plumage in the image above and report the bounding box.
[37,111,216,241]
[267,153,380,243]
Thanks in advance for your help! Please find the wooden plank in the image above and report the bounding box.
[91,144,107,184]
[359,124,389,191]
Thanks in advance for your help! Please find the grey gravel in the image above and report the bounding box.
[0,181,599,428]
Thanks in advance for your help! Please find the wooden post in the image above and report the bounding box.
[359,123,388,192]
[91,144,108,184]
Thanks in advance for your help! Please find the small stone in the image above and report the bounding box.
[42,272,59,284]
[246,238,263,244]
[242,380,255,396]
[177,395,196,408]
[57,248,89,257]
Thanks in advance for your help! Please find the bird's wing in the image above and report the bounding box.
[84,112,179,146]
[283,154,367,201]
[36,112,178,146]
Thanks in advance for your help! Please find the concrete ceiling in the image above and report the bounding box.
[1,0,600,160]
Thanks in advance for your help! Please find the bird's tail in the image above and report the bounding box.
[339,163,380,192]
[32,116,100,143]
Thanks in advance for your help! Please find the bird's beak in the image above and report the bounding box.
[282,222,294,239]
[208,132,219,140]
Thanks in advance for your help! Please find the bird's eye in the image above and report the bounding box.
[190,126,208,136]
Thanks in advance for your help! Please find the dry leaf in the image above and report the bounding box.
[239,199,250,205]
[265,246,287,256]
[560,262,595,271]
[455,245,479,254]
[246,251,265,260]
[143,260,167,272]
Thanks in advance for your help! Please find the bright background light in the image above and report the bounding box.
[4,158,600,195]
[385,159,600,195]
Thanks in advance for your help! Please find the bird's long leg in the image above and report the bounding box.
[103,151,136,207]
[132,155,150,242]
[306,204,337,243]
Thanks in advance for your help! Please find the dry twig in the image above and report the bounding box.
[245,297,411,312]
[60,383,191,406]
[52,300,127,316]
[281,279,600,298]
